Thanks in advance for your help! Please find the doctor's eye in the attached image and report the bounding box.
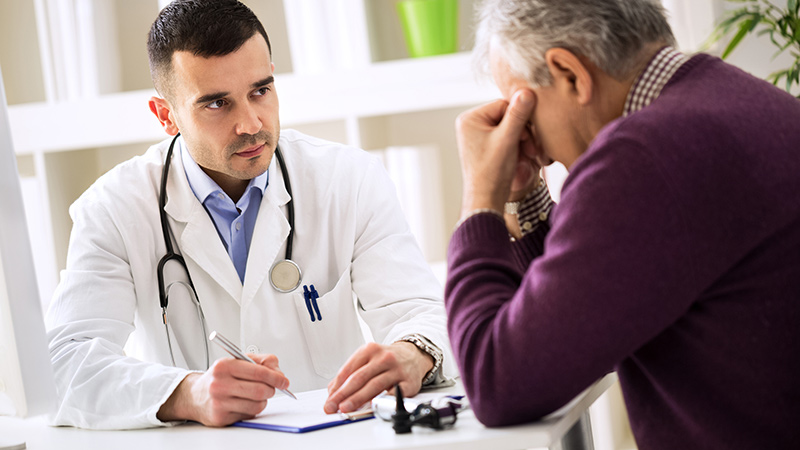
[207,99,227,110]
[254,86,272,97]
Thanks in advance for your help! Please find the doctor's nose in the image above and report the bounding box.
[234,104,263,136]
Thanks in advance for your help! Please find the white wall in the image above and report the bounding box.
[668,0,799,96]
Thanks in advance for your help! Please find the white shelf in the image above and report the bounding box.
[9,52,498,155]
[280,52,499,123]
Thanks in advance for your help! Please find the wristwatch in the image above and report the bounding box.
[398,334,443,386]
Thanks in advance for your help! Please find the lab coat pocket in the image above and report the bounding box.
[293,268,365,379]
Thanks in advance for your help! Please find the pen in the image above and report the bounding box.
[208,331,297,400]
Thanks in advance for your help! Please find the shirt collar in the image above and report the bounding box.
[179,136,268,205]
[623,46,690,116]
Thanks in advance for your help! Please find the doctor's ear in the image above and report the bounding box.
[149,97,180,136]
[544,48,593,106]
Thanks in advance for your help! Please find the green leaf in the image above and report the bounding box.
[722,19,753,59]
[778,17,790,36]
[767,68,787,85]
[749,13,762,31]
[772,47,789,58]
[717,8,755,31]
[790,0,798,15]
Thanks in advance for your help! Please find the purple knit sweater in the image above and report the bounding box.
[445,53,800,450]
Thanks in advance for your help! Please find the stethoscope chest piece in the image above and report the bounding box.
[270,259,302,292]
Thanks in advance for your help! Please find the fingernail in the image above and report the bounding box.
[340,401,353,412]
[324,402,337,413]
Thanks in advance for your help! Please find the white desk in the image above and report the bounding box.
[0,374,615,450]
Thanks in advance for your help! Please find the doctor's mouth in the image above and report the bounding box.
[236,144,266,159]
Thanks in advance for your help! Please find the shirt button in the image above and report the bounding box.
[217,193,225,200]
[539,211,549,221]
[235,222,242,231]
[245,345,258,354]
[522,221,533,231]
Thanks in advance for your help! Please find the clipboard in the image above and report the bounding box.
[232,388,374,433]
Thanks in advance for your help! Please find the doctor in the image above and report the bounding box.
[46,0,455,429]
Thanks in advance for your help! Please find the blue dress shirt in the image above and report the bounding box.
[179,137,268,283]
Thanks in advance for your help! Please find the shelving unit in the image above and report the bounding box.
[1,0,497,307]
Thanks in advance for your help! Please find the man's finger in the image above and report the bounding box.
[324,363,386,413]
[457,98,510,133]
[324,348,394,413]
[499,89,536,139]
[327,343,380,395]
[249,353,281,370]
[225,378,277,402]
[336,371,399,414]
[224,359,290,391]
[207,395,268,425]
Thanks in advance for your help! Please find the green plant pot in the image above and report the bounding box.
[397,0,459,58]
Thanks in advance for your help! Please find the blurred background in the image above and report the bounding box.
[1,1,794,448]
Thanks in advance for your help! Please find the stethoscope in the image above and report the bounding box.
[157,134,302,369]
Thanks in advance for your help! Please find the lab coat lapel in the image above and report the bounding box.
[242,153,291,308]
[163,147,243,303]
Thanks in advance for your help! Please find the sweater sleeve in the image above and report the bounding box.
[445,139,700,427]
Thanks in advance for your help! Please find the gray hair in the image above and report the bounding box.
[474,0,676,86]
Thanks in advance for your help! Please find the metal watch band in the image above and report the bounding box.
[504,201,521,215]
[398,334,443,386]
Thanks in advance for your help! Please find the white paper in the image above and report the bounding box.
[240,388,354,429]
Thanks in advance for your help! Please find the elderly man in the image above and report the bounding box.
[446,0,800,449]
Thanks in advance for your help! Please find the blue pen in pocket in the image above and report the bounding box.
[310,285,322,321]
[302,285,316,322]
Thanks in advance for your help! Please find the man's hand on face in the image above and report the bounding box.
[323,342,434,414]
[455,88,541,216]
[157,354,290,427]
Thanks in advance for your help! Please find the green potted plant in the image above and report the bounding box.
[706,0,800,97]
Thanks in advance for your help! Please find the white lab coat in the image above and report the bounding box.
[46,130,455,429]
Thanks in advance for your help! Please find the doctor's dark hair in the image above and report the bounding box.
[147,0,271,98]
[473,0,675,87]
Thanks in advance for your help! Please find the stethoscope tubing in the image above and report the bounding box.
[156,134,297,370]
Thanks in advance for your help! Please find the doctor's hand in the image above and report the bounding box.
[455,89,541,217]
[156,354,290,427]
[323,342,434,414]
